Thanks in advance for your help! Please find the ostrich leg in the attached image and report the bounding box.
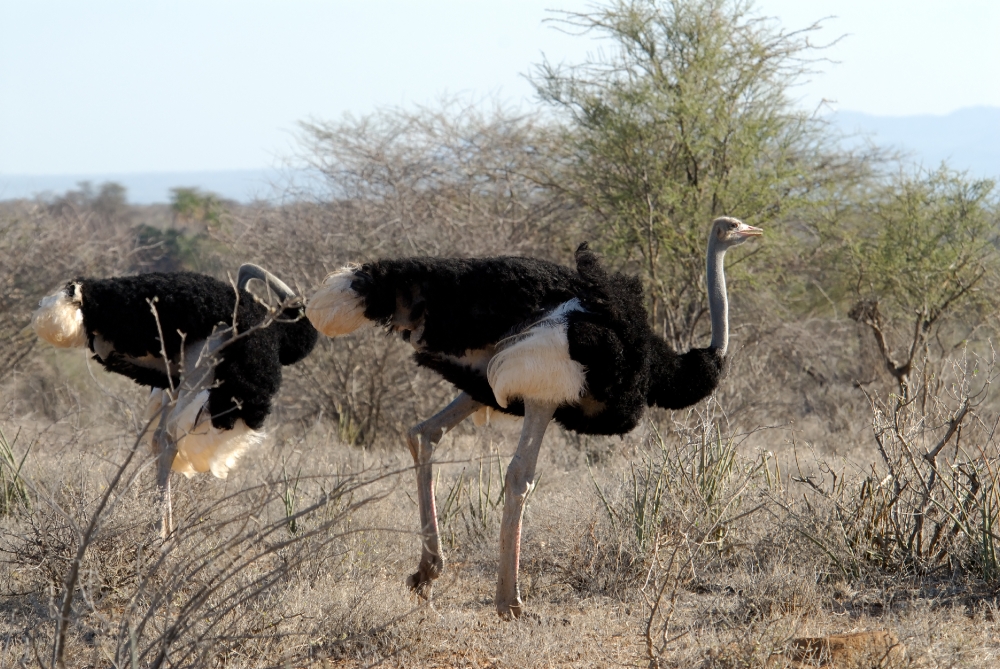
[153,336,219,539]
[405,392,481,595]
[496,400,556,618]
[151,418,177,540]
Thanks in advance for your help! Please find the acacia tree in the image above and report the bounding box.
[844,168,999,397]
[533,0,846,349]
[170,187,224,228]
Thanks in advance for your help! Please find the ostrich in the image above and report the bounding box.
[31,264,318,530]
[306,217,761,617]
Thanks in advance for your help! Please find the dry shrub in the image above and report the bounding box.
[292,100,586,261]
[218,101,588,288]
[722,316,872,435]
[0,168,461,664]
[0,401,410,668]
[0,481,157,600]
[792,349,1000,584]
[273,327,455,447]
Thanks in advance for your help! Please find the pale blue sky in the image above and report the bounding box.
[1,0,998,175]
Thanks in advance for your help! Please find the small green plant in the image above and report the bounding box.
[336,403,363,446]
[437,467,467,549]
[0,427,30,515]
[467,452,508,538]
[593,413,762,555]
[438,446,508,548]
[591,450,667,553]
[282,461,302,535]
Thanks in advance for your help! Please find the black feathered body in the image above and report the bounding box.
[347,245,723,435]
[71,271,317,430]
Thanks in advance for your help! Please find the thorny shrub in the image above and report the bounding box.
[796,349,1000,582]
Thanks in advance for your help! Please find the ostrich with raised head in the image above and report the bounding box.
[31,263,318,528]
[306,216,761,617]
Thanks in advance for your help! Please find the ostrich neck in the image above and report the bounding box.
[706,239,729,356]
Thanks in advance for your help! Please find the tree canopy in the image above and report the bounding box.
[533,0,843,348]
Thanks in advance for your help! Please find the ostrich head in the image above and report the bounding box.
[237,263,318,366]
[710,216,763,248]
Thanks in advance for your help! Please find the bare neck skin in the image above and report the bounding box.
[706,234,729,356]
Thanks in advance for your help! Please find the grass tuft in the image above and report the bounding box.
[0,427,30,515]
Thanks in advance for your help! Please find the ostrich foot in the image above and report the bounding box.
[406,555,443,597]
[496,596,524,620]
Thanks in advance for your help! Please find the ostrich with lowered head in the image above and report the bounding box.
[306,216,761,617]
[31,264,318,530]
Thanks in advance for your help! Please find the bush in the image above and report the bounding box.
[794,349,1000,582]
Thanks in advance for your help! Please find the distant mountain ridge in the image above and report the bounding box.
[831,106,1000,179]
[0,169,288,205]
[2,107,997,204]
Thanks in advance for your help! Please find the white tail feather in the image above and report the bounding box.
[141,388,263,479]
[32,284,86,348]
[306,267,370,337]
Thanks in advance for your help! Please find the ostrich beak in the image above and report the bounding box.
[736,223,763,238]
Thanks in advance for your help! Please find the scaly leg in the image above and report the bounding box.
[150,335,218,540]
[151,417,177,540]
[496,400,556,618]
[405,393,481,596]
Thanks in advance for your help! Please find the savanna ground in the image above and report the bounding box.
[4,291,1000,668]
[4,1,1000,666]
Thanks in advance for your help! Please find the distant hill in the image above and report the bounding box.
[0,169,289,205]
[831,106,1000,179]
[2,107,997,204]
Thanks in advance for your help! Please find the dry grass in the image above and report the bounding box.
[4,360,1000,668]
